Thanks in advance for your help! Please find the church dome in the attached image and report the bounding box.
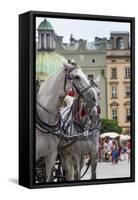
[36,51,67,81]
[38,19,54,31]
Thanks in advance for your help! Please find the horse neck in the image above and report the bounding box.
[37,68,66,123]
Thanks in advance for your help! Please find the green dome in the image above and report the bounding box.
[36,51,67,80]
[38,19,54,31]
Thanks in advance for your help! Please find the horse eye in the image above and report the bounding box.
[74,75,80,80]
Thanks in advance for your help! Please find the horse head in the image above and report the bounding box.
[63,60,98,108]
[87,103,101,133]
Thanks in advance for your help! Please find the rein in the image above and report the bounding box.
[80,158,91,179]
[36,113,83,141]
[36,64,95,140]
[73,83,92,97]
[36,100,60,119]
[36,101,88,141]
[64,66,77,93]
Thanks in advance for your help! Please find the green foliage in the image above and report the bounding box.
[100,118,122,134]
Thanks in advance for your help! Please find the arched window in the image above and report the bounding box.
[112,108,118,121]
[46,33,50,49]
[110,102,119,121]
[116,37,124,49]
[126,107,130,122]
[41,33,45,49]
[39,31,55,50]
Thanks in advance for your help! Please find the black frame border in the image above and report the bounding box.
[19,10,135,189]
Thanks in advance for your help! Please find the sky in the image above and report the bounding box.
[36,17,130,43]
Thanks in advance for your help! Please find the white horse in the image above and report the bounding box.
[36,60,98,182]
[59,79,101,181]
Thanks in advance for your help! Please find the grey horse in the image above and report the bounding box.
[59,80,101,181]
[36,60,98,182]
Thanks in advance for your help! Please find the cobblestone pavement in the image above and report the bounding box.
[81,159,130,180]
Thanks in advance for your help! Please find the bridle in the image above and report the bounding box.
[90,79,100,89]
[64,65,92,97]
[59,100,101,149]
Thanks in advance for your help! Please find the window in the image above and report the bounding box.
[125,67,130,79]
[126,107,130,122]
[92,59,95,63]
[112,108,118,121]
[41,33,45,49]
[111,86,117,98]
[111,68,117,79]
[125,84,130,98]
[46,33,50,49]
[116,37,124,49]
[88,74,94,80]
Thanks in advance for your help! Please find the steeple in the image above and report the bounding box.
[37,19,56,50]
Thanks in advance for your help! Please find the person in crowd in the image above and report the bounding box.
[127,140,131,161]
[100,140,105,161]
[98,139,103,162]
[116,137,122,161]
[107,138,112,161]
[123,143,128,160]
[103,139,108,161]
[118,142,122,161]
[111,140,119,164]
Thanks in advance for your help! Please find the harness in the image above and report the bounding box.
[36,65,94,140]
[36,111,61,137]
[61,98,101,139]
[59,102,101,149]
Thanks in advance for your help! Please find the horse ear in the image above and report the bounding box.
[94,75,100,86]
[63,63,72,71]
[63,59,76,71]
[70,59,76,65]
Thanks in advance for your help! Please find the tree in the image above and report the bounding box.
[100,118,122,134]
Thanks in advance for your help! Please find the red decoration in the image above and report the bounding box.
[80,108,86,117]
[67,88,75,97]
[96,105,101,114]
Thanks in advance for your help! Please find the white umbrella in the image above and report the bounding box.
[120,134,130,141]
[100,132,120,139]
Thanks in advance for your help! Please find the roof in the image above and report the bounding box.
[36,51,67,80]
[38,19,54,31]
[110,31,129,35]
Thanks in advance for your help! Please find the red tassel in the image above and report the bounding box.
[80,108,86,117]
[67,88,75,97]
[96,105,101,114]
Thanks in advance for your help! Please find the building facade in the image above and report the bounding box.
[36,19,67,81]
[55,35,107,118]
[36,19,107,118]
[106,32,131,134]
[36,19,131,132]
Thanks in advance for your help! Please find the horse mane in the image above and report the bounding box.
[45,63,81,81]
[45,66,64,80]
